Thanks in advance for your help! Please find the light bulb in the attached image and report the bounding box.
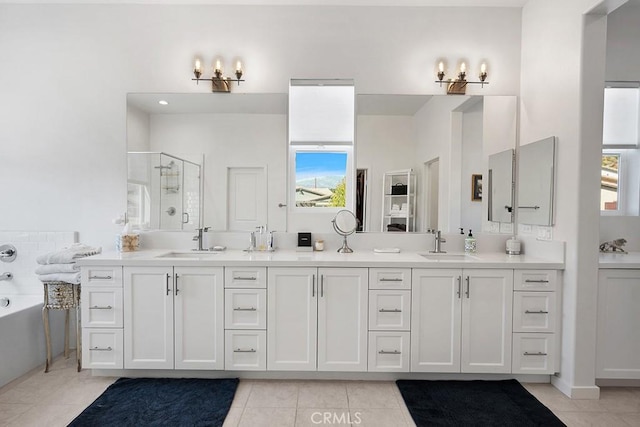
[438,62,444,72]
[236,61,242,72]
[194,59,201,72]
[480,63,487,74]
[460,62,466,73]
[215,59,222,72]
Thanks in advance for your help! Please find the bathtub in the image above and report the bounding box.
[0,295,65,388]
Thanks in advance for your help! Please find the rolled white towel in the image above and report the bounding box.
[36,243,102,265]
[35,263,80,275]
[37,272,81,285]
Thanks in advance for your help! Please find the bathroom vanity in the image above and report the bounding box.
[78,250,563,380]
[596,252,640,380]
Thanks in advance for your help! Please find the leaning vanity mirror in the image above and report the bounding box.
[517,136,557,226]
[126,92,517,234]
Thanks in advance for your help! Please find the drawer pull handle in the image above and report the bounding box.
[379,278,403,282]
[525,310,549,314]
[234,348,256,353]
[89,275,112,280]
[234,277,257,281]
[89,305,113,310]
[378,350,401,355]
[233,307,257,311]
[524,279,549,283]
[379,308,402,313]
[89,346,113,352]
[523,351,547,356]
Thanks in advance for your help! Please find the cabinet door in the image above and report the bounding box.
[411,269,462,372]
[317,268,368,372]
[461,269,513,373]
[124,266,174,369]
[174,267,224,370]
[267,267,317,371]
[597,269,640,379]
[81,287,123,328]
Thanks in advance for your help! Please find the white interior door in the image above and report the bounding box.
[227,167,267,231]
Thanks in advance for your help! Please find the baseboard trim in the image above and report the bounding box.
[552,376,600,399]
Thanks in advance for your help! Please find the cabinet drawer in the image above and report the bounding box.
[81,288,123,328]
[81,266,123,287]
[369,268,411,289]
[512,333,555,374]
[514,270,558,291]
[82,328,123,369]
[369,290,411,331]
[225,267,267,288]
[513,292,556,333]
[225,289,266,330]
[225,330,266,371]
[368,331,410,372]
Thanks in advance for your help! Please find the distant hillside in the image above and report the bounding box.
[296,175,344,189]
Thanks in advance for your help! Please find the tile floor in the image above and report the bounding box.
[1,353,639,426]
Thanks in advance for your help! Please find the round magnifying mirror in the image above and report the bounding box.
[332,210,357,253]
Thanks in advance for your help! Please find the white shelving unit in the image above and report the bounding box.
[381,169,416,232]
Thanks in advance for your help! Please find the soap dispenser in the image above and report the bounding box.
[464,229,477,254]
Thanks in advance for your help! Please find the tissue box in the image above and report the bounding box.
[116,233,140,252]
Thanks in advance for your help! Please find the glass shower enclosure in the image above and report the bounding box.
[127,152,202,230]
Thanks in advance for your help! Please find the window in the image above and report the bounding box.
[601,154,619,211]
[290,147,354,211]
[601,150,640,216]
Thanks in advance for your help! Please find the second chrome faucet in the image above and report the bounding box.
[429,230,446,253]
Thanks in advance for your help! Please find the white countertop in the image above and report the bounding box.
[599,252,640,269]
[77,249,564,269]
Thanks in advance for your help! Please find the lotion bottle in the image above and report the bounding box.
[464,229,477,254]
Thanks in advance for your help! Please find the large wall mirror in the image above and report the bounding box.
[126,93,516,234]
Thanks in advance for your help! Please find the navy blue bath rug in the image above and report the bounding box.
[396,379,565,427]
[68,377,238,427]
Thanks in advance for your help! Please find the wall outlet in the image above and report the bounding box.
[520,224,533,234]
[500,223,514,234]
[536,226,552,241]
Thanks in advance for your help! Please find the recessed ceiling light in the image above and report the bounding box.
[158,100,169,105]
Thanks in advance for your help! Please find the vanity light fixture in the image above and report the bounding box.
[435,61,489,95]
[192,58,245,93]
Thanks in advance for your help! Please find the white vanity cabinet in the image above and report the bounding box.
[224,267,267,371]
[411,269,513,373]
[123,266,224,370]
[511,270,559,375]
[597,269,640,379]
[81,266,124,369]
[267,267,368,372]
[368,268,411,372]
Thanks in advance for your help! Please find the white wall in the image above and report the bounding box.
[520,0,609,398]
[460,99,484,233]
[600,1,640,248]
[0,4,521,250]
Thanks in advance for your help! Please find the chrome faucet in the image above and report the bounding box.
[193,227,210,251]
[429,230,446,253]
[0,272,13,281]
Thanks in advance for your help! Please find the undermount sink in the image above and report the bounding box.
[156,251,219,259]
[420,253,478,261]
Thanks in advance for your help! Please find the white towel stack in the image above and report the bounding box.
[35,243,102,284]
